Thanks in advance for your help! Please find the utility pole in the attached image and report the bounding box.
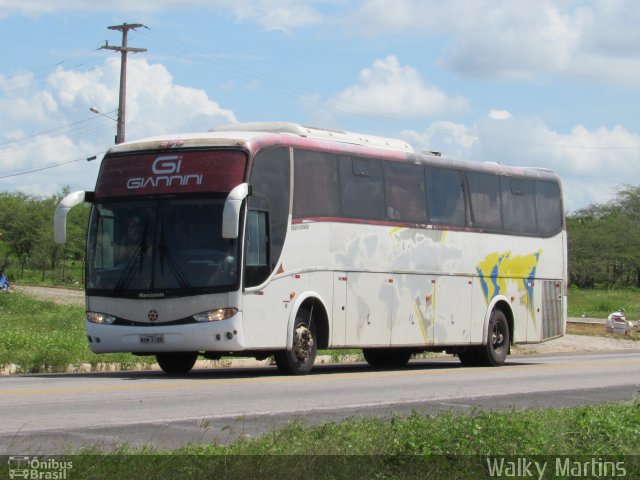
[100,23,147,144]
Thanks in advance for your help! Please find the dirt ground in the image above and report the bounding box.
[513,323,640,354]
[16,285,640,355]
[15,285,84,306]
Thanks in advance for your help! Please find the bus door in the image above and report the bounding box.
[345,272,392,347]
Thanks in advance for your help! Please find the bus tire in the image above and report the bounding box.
[362,348,412,368]
[476,309,510,366]
[274,308,317,375]
[457,348,479,366]
[156,352,198,374]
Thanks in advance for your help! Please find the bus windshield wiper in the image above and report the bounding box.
[159,223,191,289]
[114,244,142,292]
[115,223,149,292]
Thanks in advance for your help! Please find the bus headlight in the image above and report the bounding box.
[87,312,117,324]
[193,308,238,323]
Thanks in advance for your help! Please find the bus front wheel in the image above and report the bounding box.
[275,308,317,375]
[156,352,198,374]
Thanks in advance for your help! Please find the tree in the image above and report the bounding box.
[567,184,640,288]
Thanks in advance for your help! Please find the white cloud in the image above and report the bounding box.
[328,55,468,120]
[401,114,640,213]
[488,110,513,121]
[401,121,476,159]
[224,0,324,32]
[4,1,639,82]
[0,57,236,195]
[348,0,640,84]
[0,0,325,31]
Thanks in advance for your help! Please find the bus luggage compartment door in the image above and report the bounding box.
[345,272,391,347]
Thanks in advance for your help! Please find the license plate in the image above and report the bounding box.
[139,334,164,344]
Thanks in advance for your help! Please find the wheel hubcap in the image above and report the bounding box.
[492,325,505,347]
[293,324,314,361]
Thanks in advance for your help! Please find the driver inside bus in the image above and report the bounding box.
[116,216,144,263]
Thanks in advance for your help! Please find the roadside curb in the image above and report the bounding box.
[0,354,362,376]
[568,317,606,324]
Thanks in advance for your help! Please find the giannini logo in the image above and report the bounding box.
[127,155,203,190]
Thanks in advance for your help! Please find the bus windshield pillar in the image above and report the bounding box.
[222,183,251,239]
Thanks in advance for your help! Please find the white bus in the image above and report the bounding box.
[55,122,566,375]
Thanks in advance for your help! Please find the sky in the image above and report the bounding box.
[1,0,639,213]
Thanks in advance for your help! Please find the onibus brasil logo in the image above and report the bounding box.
[8,456,73,479]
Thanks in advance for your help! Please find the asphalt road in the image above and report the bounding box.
[1,351,639,454]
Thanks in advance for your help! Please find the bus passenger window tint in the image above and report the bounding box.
[425,167,466,226]
[293,150,340,219]
[383,162,427,224]
[249,148,290,271]
[467,172,502,230]
[339,156,384,220]
[536,180,562,235]
[501,177,536,234]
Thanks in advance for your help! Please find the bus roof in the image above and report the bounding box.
[212,122,414,153]
[107,122,414,155]
[104,122,559,182]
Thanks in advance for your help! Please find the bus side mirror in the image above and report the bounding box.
[54,191,91,244]
[222,183,251,239]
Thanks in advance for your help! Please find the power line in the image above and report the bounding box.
[0,111,118,149]
[0,153,104,180]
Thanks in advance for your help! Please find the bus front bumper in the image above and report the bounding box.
[85,312,245,354]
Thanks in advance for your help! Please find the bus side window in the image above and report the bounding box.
[244,210,271,288]
[535,180,563,236]
[339,156,385,220]
[501,177,536,234]
[249,147,290,272]
[425,167,466,227]
[384,162,427,224]
[467,171,502,230]
[293,150,341,219]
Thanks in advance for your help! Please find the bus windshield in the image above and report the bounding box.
[86,197,238,296]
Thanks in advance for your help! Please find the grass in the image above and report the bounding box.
[5,265,85,289]
[0,292,154,373]
[66,399,640,478]
[2,287,639,373]
[568,287,640,319]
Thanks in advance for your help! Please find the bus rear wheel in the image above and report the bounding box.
[458,309,509,367]
[156,352,198,374]
[480,309,510,366]
[275,308,317,375]
[363,348,412,368]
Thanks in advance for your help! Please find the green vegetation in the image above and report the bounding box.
[176,400,640,455]
[568,287,640,319]
[0,292,153,373]
[568,184,640,289]
[68,400,640,478]
[0,189,88,287]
